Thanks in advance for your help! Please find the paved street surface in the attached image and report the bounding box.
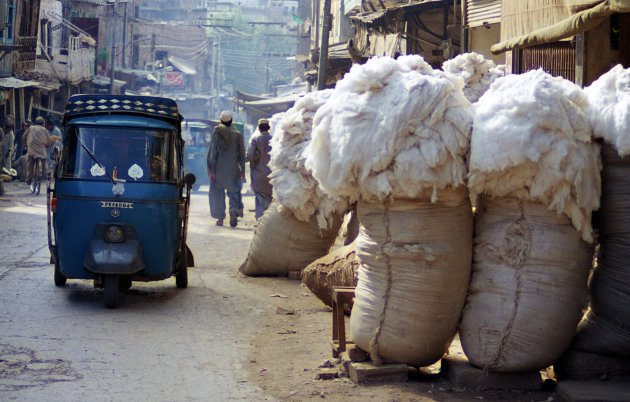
[0,181,567,402]
[0,181,277,401]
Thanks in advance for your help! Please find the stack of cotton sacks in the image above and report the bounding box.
[461,69,601,372]
[239,93,342,277]
[573,65,630,357]
[306,55,473,366]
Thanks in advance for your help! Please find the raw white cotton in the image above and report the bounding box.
[469,69,601,243]
[584,64,630,156]
[305,55,473,204]
[269,90,347,228]
[442,52,505,103]
[269,112,284,137]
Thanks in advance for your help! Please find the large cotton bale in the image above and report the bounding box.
[304,55,474,367]
[351,189,472,366]
[573,65,630,357]
[269,90,346,229]
[239,202,341,276]
[460,197,592,371]
[462,70,600,372]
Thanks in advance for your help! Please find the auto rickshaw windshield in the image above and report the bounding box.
[61,126,179,182]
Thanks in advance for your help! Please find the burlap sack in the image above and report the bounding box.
[573,144,630,357]
[239,202,342,276]
[460,196,593,372]
[301,242,359,313]
[350,188,473,367]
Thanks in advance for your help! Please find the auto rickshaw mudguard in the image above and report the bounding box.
[83,224,146,275]
[84,240,146,275]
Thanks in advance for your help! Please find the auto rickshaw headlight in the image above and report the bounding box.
[104,225,125,243]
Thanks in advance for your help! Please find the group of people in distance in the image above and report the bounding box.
[206,110,272,228]
[0,115,61,183]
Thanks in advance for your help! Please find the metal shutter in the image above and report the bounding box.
[466,0,501,28]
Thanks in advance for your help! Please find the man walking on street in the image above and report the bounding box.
[207,110,245,227]
[2,115,15,170]
[26,117,60,184]
[246,118,273,220]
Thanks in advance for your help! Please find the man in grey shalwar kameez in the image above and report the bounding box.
[207,111,245,227]
[246,118,273,220]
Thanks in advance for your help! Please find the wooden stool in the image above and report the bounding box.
[331,286,355,357]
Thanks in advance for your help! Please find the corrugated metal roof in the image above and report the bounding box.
[73,0,108,5]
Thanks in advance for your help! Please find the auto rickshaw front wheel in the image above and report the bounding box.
[104,275,119,309]
[176,251,188,289]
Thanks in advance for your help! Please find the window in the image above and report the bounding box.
[62,126,179,183]
[6,0,15,41]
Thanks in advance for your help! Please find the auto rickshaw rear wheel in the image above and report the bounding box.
[176,251,188,289]
[120,276,132,292]
[104,275,119,309]
[54,260,67,287]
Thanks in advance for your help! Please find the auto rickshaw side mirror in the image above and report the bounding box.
[184,173,196,189]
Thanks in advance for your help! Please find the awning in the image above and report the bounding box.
[35,80,62,92]
[350,0,447,25]
[0,77,39,89]
[233,94,299,116]
[235,90,270,102]
[167,55,197,75]
[491,0,630,54]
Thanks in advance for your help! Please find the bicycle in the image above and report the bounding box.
[30,157,46,195]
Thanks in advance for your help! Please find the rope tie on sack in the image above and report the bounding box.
[368,200,393,366]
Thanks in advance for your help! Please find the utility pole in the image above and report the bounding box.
[122,2,127,68]
[317,0,332,90]
[109,3,116,95]
[265,35,269,93]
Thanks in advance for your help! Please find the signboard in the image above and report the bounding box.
[163,72,185,88]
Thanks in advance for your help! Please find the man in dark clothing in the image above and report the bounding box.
[207,110,246,227]
[246,118,273,220]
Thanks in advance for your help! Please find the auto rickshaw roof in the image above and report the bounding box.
[63,94,182,125]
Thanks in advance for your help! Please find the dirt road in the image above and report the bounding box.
[0,181,555,401]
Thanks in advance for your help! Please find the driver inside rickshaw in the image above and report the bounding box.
[91,136,148,181]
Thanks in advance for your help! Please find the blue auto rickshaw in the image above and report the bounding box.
[182,119,246,191]
[182,119,217,191]
[47,94,196,308]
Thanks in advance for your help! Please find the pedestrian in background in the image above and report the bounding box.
[246,118,273,220]
[26,116,59,184]
[2,115,15,170]
[0,118,5,170]
[45,117,62,165]
[17,120,31,157]
[13,149,29,182]
[207,110,245,227]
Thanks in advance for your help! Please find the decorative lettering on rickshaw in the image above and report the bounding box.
[100,201,134,209]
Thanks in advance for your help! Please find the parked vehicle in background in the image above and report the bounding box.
[182,118,245,191]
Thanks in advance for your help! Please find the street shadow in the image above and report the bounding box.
[64,280,182,309]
